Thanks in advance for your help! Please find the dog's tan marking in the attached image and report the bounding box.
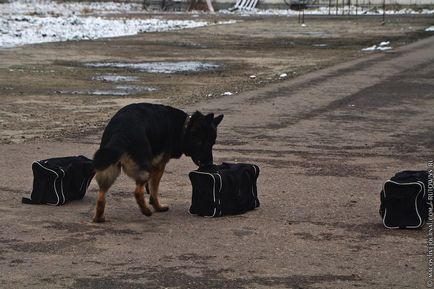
[149,164,169,212]
[93,190,106,223]
[95,164,121,192]
[120,154,149,183]
[120,154,153,216]
[152,153,165,167]
[94,164,121,222]
[134,183,152,216]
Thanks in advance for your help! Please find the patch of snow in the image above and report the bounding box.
[0,1,238,48]
[0,16,210,48]
[362,41,392,52]
[217,20,238,25]
[376,46,392,51]
[426,26,434,31]
[249,75,256,79]
[361,45,377,51]
[279,73,288,79]
[222,91,233,96]
[85,61,220,74]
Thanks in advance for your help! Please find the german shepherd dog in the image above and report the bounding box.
[92,103,223,222]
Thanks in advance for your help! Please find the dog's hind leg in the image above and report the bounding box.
[94,164,121,223]
[120,154,153,217]
[135,181,153,216]
[149,165,169,212]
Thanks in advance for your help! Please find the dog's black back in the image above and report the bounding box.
[94,103,187,171]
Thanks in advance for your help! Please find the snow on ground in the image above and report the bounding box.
[361,41,392,51]
[426,26,434,31]
[0,16,209,48]
[0,0,223,48]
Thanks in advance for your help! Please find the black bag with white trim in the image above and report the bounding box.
[379,170,430,229]
[22,156,94,205]
[189,163,260,217]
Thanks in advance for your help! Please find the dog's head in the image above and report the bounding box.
[183,111,224,167]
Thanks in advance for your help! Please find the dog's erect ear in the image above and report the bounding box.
[213,114,224,127]
[191,111,204,120]
[205,113,214,123]
[192,112,223,127]
[190,111,207,133]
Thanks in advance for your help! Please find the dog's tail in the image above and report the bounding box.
[93,147,123,171]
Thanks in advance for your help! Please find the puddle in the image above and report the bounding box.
[59,85,157,96]
[92,74,139,82]
[85,61,220,74]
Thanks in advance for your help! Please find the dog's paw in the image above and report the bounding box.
[155,204,169,212]
[142,207,153,216]
[93,216,106,223]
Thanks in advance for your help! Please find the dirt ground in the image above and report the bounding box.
[0,14,433,143]
[1,12,434,289]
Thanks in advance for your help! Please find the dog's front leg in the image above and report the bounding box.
[135,182,153,216]
[149,165,169,212]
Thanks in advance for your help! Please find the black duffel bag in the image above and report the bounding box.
[379,170,431,229]
[189,162,260,217]
[22,156,95,206]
